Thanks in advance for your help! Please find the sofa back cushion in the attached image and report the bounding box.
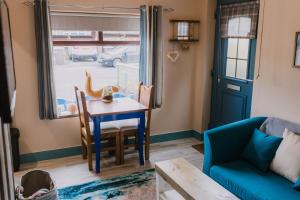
[260,117,300,137]
[270,129,300,183]
[241,129,282,172]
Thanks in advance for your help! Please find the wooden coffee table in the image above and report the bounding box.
[155,158,239,200]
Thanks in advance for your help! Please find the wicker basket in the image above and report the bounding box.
[16,170,57,200]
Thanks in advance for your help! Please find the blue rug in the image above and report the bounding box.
[58,169,156,200]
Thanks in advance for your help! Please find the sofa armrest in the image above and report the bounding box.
[203,117,267,175]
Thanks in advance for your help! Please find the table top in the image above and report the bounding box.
[86,97,148,117]
[155,158,239,200]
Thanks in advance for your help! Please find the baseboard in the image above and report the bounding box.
[20,130,203,164]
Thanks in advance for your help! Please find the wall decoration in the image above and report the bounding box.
[167,50,180,63]
[294,32,300,67]
[169,20,200,50]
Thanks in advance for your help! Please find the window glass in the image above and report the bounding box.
[226,38,249,80]
[52,31,98,41]
[239,17,251,37]
[103,31,140,41]
[237,39,249,59]
[228,17,239,36]
[227,38,238,58]
[52,44,140,117]
[228,17,252,37]
[226,58,236,78]
[236,60,248,79]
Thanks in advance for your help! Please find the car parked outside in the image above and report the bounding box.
[99,46,139,67]
[69,46,98,62]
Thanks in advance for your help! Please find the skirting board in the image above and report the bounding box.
[20,130,203,164]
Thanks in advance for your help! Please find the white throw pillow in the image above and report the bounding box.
[270,129,300,183]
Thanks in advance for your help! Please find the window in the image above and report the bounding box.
[225,38,250,80]
[227,17,251,38]
[51,15,140,117]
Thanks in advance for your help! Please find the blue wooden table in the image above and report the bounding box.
[86,98,148,173]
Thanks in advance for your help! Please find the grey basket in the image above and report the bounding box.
[16,170,58,200]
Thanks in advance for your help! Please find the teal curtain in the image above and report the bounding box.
[34,0,56,119]
[139,5,163,108]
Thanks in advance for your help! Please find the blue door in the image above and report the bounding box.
[209,5,257,128]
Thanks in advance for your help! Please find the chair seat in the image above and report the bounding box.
[115,119,147,131]
[88,121,119,134]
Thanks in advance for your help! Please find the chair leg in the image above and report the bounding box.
[145,130,150,160]
[135,133,138,150]
[115,134,121,165]
[120,132,125,164]
[108,139,115,155]
[87,144,93,171]
[124,136,129,149]
[82,140,87,159]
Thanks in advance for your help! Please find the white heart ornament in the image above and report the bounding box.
[167,51,180,63]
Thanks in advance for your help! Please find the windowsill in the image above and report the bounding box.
[56,114,78,119]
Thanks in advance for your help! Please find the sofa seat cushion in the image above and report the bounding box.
[210,160,300,200]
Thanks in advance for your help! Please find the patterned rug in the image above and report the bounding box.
[58,169,156,200]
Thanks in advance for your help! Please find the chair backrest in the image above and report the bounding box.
[74,86,83,127]
[80,91,92,135]
[137,82,143,101]
[138,84,154,129]
[75,87,92,139]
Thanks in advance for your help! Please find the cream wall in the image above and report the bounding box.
[251,0,300,124]
[8,0,214,154]
[192,0,216,132]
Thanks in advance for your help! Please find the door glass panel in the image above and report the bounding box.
[228,18,239,36]
[238,39,249,59]
[236,60,248,79]
[227,38,238,58]
[239,17,251,37]
[226,58,236,78]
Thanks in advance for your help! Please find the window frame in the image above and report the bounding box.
[224,38,250,80]
[53,31,140,46]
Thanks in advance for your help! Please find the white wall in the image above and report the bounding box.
[251,0,300,124]
[8,0,214,154]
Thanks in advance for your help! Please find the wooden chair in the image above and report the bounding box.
[74,87,121,170]
[118,84,154,163]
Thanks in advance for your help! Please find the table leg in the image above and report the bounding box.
[138,112,145,165]
[93,117,101,173]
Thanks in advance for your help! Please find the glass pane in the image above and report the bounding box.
[177,22,189,40]
[239,17,251,37]
[226,58,236,78]
[228,17,239,36]
[52,31,98,41]
[52,45,140,117]
[238,39,250,59]
[227,38,238,58]
[103,31,140,41]
[236,60,248,80]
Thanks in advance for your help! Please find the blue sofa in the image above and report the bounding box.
[203,117,300,200]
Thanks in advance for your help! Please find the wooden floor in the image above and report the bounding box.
[14,138,203,188]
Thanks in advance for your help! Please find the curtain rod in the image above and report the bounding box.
[22,1,175,12]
